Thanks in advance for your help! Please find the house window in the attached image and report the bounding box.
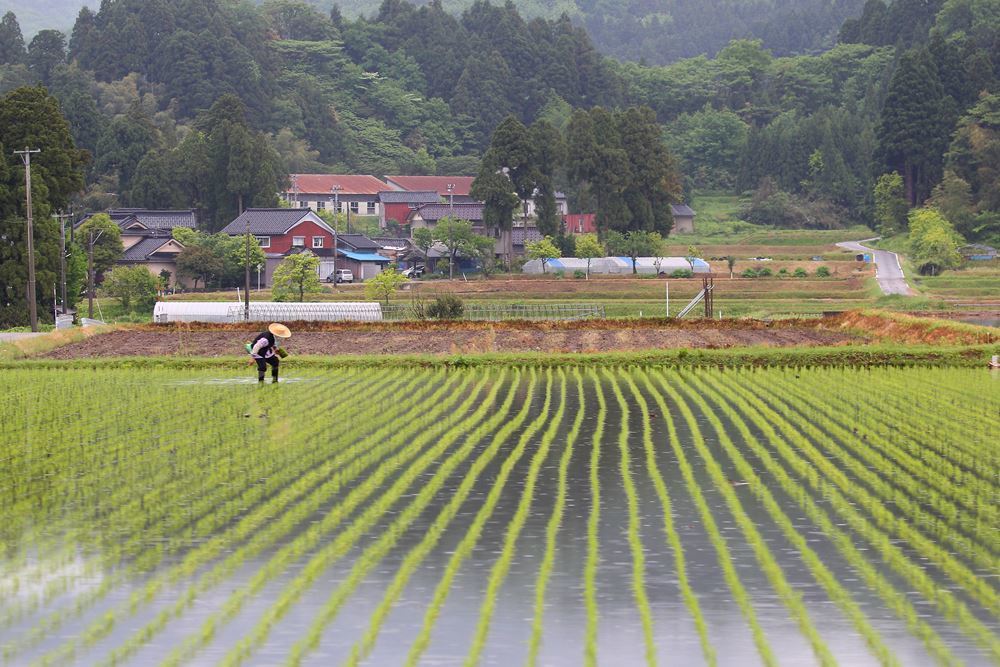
[366,202,376,215]
[312,236,324,248]
[255,236,271,248]
[315,200,326,210]
[349,201,359,214]
[292,236,305,247]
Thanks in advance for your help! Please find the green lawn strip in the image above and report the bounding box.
[338,370,529,667]
[680,371,900,666]
[463,370,564,667]
[403,371,546,667]
[749,372,1000,614]
[634,369,777,666]
[8,344,997,371]
[583,369,606,667]
[620,371,716,666]
[700,369,963,664]
[781,368,1000,559]
[604,370,658,667]
[151,371,490,667]
[724,370,1000,660]
[4,371,403,661]
[31,369,466,667]
[282,369,518,667]
[525,370,586,667]
[652,371,837,667]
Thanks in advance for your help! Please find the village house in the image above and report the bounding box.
[563,213,597,234]
[670,204,696,233]
[384,175,477,204]
[221,208,387,285]
[78,209,197,287]
[377,190,441,230]
[284,174,390,219]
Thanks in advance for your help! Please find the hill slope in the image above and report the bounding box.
[4,0,865,63]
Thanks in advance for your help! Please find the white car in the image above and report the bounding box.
[327,269,354,284]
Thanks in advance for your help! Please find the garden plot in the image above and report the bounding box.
[0,366,997,666]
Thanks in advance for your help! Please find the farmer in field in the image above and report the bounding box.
[247,323,291,383]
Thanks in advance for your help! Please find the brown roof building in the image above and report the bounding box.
[284,174,390,218]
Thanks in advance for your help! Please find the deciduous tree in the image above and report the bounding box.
[272,251,322,301]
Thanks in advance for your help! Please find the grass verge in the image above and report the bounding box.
[5,344,995,371]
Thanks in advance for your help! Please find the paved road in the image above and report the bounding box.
[837,238,913,296]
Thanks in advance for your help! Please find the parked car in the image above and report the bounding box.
[401,264,425,278]
[327,269,354,283]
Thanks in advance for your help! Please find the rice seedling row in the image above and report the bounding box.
[1,366,995,666]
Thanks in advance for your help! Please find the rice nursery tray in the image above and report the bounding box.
[0,366,997,666]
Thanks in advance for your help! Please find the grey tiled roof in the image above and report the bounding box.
[414,203,484,222]
[337,233,380,250]
[512,227,544,245]
[377,190,441,204]
[116,209,197,230]
[670,204,696,217]
[221,209,311,235]
[120,237,179,261]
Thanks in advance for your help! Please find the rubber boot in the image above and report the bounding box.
[258,373,265,383]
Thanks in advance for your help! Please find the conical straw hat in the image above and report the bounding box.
[268,322,292,338]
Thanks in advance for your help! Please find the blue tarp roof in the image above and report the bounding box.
[338,249,390,262]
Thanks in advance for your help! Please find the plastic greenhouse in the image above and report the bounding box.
[153,301,384,323]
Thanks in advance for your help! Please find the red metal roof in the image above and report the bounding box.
[385,175,475,197]
[287,174,390,196]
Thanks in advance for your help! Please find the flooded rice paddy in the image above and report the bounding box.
[1,366,997,666]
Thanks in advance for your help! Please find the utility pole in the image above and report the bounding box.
[244,214,251,321]
[331,185,341,281]
[14,148,41,332]
[86,227,105,320]
[54,211,72,315]
[447,183,455,214]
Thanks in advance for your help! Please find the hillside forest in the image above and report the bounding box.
[0,0,998,323]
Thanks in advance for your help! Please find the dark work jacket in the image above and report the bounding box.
[251,332,277,358]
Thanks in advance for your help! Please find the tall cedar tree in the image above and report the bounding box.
[876,48,950,205]
[0,11,25,65]
[529,119,565,237]
[0,87,86,324]
[197,95,285,231]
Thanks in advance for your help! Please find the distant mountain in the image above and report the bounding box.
[0,0,77,37]
[4,0,865,64]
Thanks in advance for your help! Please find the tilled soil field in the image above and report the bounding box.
[43,321,861,358]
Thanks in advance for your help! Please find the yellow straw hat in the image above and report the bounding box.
[268,322,292,338]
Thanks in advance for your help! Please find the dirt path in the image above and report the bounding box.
[42,322,861,359]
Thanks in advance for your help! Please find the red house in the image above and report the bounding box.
[563,213,597,234]
[378,190,442,229]
[222,208,388,284]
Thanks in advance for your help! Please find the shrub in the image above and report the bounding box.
[815,266,831,277]
[778,268,790,277]
[741,268,759,278]
[554,270,565,279]
[757,267,773,277]
[794,267,808,278]
[426,295,464,320]
[670,269,693,278]
[573,270,586,279]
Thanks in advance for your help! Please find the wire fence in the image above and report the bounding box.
[224,303,383,322]
[381,303,606,322]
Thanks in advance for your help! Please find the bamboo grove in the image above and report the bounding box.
[0,366,997,665]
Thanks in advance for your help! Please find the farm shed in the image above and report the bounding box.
[522,257,711,275]
[153,301,384,323]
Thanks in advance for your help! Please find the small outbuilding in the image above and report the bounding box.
[670,204,696,234]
